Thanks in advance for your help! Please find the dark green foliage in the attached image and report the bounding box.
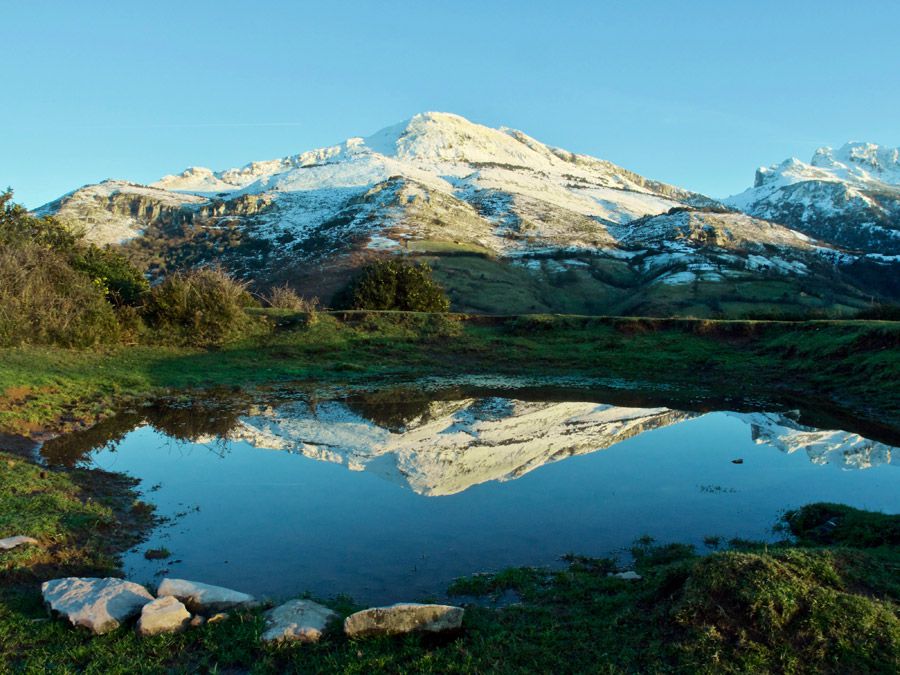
[143,268,268,347]
[0,243,120,347]
[336,259,450,312]
[785,502,900,548]
[856,304,900,321]
[0,190,147,346]
[71,245,150,307]
[0,189,79,252]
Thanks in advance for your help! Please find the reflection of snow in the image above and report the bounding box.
[729,412,896,470]
[219,400,694,496]
[194,399,897,496]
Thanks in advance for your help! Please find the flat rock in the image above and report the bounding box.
[41,577,154,634]
[0,535,39,551]
[262,599,338,644]
[156,578,255,613]
[610,571,642,580]
[344,603,464,638]
[137,596,191,636]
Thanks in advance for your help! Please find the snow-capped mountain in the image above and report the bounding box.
[34,114,899,313]
[39,112,714,252]
[197,398,897,496]
[726,142,900,254]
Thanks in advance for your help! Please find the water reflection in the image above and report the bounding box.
[48,388,897,602]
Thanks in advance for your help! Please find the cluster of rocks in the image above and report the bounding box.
[40,576,464,643]
[40,577,255,636]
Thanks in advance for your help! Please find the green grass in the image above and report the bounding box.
[1,313,898,437]
[421,252,878,318]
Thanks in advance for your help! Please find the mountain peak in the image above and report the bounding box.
[362,111,554,165]
[810,141,900,184]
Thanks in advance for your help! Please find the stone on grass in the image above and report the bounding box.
[41,577,153,635]
[137,596,191,636]
[190,615,206,627]
[0,535,39,551]
[610,571,642,580]
[156,578,255,613]
[262,599,338,644]
[344,603,464,638]
[208,612,229,624]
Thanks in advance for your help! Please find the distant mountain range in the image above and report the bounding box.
[34,112,900,315]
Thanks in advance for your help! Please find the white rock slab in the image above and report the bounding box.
[611,571,642,580]
[344,603,464,638]
[156,578,255,613]
[0,535,39,551]
[137,596,191,636]
[261,599,339,643]
[41,577,153,634]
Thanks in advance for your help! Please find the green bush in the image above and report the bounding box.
[143,268,267,346]
[0,190,79,252]
[71,245,150,307]
[0,243,120,347]
[0,190,154,346]
[336,259,450,312]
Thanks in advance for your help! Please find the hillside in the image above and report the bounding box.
[34,113,900,316]
[726,142,900,254]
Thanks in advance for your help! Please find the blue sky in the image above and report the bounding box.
[3,1,898,208]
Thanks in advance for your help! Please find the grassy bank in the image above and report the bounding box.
[1,312,898,439]
[1,455,897,672]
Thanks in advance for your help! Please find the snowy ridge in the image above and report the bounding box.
[33,180,207,244]
[42,112,709,249]
[726,142,900,253]
[33,113,898,299]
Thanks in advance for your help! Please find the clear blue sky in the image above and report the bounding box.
[3,1,898,208]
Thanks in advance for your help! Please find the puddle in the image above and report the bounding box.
[41,385,899,604]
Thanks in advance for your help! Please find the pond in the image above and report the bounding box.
[41,383,899,604]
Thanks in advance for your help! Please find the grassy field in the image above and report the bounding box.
[1,312,898,439]
[1,457,897,673]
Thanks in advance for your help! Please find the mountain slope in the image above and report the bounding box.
[726,142,900,254]
[34,114,900,314]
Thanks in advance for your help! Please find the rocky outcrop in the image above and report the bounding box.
[261,599,339,644]
[137,596,191,636]
[344,603,464,638]
[0,535,39,551]
[41,577,153,634]
[156,578,256,613]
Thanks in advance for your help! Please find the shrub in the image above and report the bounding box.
[336,259,450,312]
[71,245,150,307]
[265,284,319,312]
[0,243,120,347]
[143,268,267,346]
[0,189,80,252]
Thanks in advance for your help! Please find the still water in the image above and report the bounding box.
[42,387,899,604]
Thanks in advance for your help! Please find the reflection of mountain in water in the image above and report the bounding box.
[732,412,897,470]
[218,399,695,496]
